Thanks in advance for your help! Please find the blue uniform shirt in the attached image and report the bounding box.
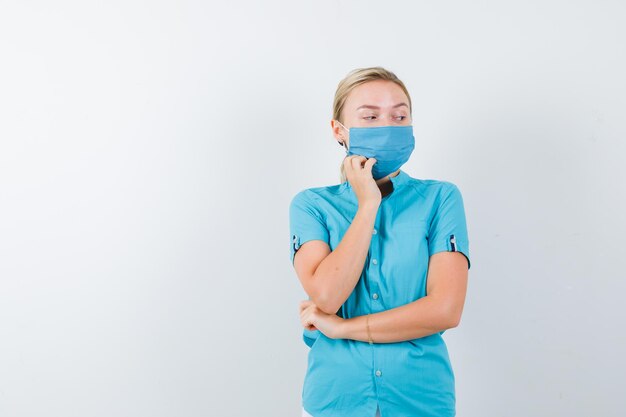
[289,169,471,417]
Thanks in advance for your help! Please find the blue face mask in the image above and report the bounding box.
[337,121,415,180]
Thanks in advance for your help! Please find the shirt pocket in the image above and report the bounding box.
[381,219,431,301]
[389,218,430,260]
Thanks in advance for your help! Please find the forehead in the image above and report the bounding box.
[345,80,409,111]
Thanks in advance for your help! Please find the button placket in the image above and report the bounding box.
[370,205,385,393]
[369,217,382,311]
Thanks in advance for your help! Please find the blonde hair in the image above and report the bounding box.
[332,66,413,183]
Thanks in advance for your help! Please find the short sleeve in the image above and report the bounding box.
[428,183,471,269]
[289,190,330,266]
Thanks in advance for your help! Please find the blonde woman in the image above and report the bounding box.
[290,67,471,417]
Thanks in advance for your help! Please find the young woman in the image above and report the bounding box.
[290,67,471,417]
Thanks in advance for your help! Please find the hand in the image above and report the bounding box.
[299,299,345,340]
[343,156,381,208]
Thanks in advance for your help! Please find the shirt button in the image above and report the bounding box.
[375,370,382,377]
[372,259,378,265]
[372,293,379,300]
[372,228,377,235]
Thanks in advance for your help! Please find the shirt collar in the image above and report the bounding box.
[340,168,410,193]
[389,168,410,188]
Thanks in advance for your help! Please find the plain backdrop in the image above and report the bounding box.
[1,1,625,416]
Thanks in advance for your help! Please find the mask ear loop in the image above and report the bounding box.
[336,121,349,153]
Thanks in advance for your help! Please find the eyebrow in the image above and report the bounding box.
[356,103,409,111]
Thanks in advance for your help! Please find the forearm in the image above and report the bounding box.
[340,295,457,343]
[313,203,378,314]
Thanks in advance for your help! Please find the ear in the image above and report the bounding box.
[330,119,348,144]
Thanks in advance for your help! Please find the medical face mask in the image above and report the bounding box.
[337,121,415,180]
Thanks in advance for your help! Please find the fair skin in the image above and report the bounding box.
[295,79,469,343]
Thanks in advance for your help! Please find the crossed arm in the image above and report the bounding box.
[294,202,469,344]
[339,250,469,343]
[296,238,469,344]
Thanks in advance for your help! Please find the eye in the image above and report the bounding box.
[396,115,407,121]
[364,116,377,120]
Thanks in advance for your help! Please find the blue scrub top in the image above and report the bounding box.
[289,169,471,417]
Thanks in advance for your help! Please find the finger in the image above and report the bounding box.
[301,309,313,328]
[342,157,352,173]
[363,157,376,172]
[299,300,312,314]
[303,304,316,318]
[303,320,318,332]
[344,155,358,166]
[350,155,367,169]
[300,304,313,320]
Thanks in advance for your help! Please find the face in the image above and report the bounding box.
[332,79,412,148]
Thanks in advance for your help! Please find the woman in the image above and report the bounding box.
[290,67,471,417]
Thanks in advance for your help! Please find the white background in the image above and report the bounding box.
[1,1,625,416]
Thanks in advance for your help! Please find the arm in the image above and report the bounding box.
[339,250,469,343]
[294,202,379,315]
